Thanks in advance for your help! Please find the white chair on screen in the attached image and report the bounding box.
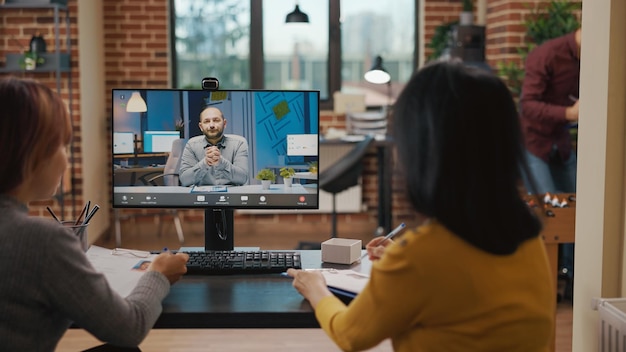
[114,139,186,247]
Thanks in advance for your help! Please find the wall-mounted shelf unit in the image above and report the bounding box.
[0,2,74,216]
[0,3,71,91]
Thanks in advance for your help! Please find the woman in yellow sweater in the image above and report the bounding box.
[287,61,554,351]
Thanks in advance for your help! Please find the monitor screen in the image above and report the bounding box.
[112,88,320,250]
[113,131,135,154]
[143,131,181,153]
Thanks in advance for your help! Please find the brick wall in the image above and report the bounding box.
[423,0,582,72]
[0,2,80,221]
[4,0,581,240]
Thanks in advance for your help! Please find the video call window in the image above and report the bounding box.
[112,88,320,211]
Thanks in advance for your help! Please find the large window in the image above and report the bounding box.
[173,0,251,89]
[171,0,417,108]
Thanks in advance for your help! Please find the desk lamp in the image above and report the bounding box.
[364,56,391,85]
[364,55,392,106]
[363,56,392,138]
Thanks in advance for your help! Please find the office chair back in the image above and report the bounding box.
[320,134,375,237]
[296,135,374,249]
[319,135,375,193]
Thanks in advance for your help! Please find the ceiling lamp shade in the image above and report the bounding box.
[364,56,391,85]
[285,4,309,23]
[126,91,147,112]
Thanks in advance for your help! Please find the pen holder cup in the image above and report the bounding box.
[321,238,362,265]
[61,221,89,252]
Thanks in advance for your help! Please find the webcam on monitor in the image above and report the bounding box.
[201,77,219,91]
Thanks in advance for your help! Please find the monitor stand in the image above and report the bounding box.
[204,208,234,251]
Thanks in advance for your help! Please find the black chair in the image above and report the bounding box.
[297,135,375,249]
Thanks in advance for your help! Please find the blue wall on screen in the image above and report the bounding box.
[146,91,182,131]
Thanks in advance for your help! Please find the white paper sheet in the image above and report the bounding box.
[307,268,370,295]
[86,245,158,297]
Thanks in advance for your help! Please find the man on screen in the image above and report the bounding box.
[179,106,249,186]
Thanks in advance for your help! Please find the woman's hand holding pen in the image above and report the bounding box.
[286,268,332,308]
[149,250,189,285]
[364,222,406,261]
[365,236,394,261]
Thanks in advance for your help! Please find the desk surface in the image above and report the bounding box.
[156,250,371,328]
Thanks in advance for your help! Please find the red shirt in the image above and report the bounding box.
[520,31,580,162]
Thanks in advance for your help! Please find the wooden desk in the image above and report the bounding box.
[155,250,372,328]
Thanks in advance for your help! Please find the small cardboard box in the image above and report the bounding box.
[321,238,362,265]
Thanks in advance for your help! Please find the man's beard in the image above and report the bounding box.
[204,129,223,140]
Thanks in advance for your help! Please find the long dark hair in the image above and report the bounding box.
[393,61,541,255]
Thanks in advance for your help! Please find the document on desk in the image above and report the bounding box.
[86,245,158,298]
[309,269,370,298]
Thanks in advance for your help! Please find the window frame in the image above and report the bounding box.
[169,0,420,111]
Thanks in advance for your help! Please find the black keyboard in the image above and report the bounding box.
[183,250,302,275]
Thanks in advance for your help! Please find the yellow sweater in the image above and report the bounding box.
[315,221,555,352]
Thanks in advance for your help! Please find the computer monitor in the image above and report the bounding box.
[112,88,320,250]
[143,131,181,153]
[113,131,135,154]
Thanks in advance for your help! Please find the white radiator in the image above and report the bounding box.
[239,142,363,214]
[595,298,626,351]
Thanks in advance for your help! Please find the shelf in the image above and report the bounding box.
[0,1,74,216]
[0,2,67,10]
[0,52,70,72]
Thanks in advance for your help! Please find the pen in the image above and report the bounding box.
[46,206,61,223]
[82,204,100,225]
[359,223,406,260]
[85,201,91,220]
[74,202,89,225]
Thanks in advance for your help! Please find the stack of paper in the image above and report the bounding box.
[86,246,158,297]
[308,269,370,299]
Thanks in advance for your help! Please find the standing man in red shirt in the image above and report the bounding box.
[520,27,581,301]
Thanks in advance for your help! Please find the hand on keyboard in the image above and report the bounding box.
[149,251,190,284]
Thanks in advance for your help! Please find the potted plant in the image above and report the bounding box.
[460,0,473,25]
[175,117,184,138]
[256,168,276,190]
[496,1,581,97]
[19,51,45,70]
[427,21,457,62]
[279,167,295,187]
[307,161,318,174]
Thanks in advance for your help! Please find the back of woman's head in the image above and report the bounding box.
[393,61,540,254]
[0,77,71,194]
